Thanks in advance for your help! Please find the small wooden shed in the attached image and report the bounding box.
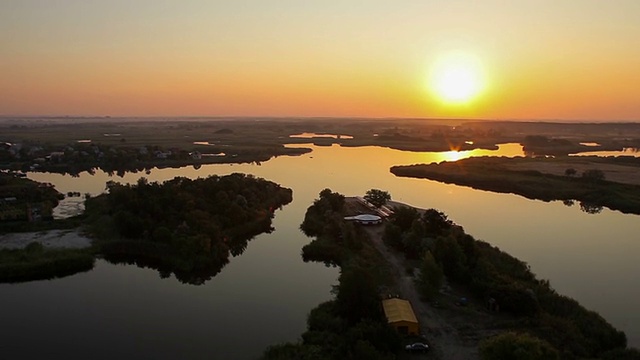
[382,298,419,335]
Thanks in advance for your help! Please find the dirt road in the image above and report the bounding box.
[364,225,480,360]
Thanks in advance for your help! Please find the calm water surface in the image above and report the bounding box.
[2,143,639,359]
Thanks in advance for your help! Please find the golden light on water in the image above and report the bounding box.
[439,150,467,162]
[429,143,525,163]
[429,52,486,105]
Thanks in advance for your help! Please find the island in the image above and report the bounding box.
[83,173,292,284]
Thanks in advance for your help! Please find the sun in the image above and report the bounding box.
[429,52,485,104]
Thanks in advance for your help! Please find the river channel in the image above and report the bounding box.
[1,143,639,359]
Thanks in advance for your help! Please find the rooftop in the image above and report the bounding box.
[382,298,418,324]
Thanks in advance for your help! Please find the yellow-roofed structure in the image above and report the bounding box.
[382,298,419,335]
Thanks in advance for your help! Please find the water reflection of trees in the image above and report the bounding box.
[563,199,603,214]
[580,202,603,214]
[84,174,292,285]
[101,233,265,285]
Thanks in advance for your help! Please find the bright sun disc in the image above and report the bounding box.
[430,52,485,104]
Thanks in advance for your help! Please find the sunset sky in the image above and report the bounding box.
[1,1,639,120]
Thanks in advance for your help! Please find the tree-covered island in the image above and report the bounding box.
[83,173,293,284]
[0,173,293,285]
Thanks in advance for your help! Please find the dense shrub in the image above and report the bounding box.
[479,332,559,360]
[0,248,95,282]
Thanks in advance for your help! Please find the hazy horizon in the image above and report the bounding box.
[0,115,638,124]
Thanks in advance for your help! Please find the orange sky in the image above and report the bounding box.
[1,1,639,120]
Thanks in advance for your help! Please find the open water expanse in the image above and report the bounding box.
[1,143,639,359]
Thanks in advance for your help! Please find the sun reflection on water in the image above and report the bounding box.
[430,143,525,163]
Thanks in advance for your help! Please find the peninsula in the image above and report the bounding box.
[263,190,638,359]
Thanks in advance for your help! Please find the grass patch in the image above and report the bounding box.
[0,243,95,283]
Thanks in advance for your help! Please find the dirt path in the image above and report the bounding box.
[364,225,480,360]
[0,229,92,249]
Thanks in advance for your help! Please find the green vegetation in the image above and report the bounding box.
[0,172,292,284]
[383,204,630,358]
[0,173,93,282]
[0,173,63,226]
[479,332,559,360]
[0,242,94,282]
[599,348,640,360]
[3,119,640,177]
[415,251,443,300]
[4,119,640,178]
[364,189,391,208]
[391,156,640,214]
[0,120,317,175]
[83,173,292,284]
[263,189,401,360]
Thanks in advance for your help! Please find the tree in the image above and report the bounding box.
[600,348,640,360]
[382,223,403,250]
[388,205,419,231]
[421,209,453,237]
[479,332,559,360]
[433,235,468,282]
[364,189,391,208]
[580,202,603,214]
[415,251,444,300]
[335,263,382,324]
[581,169,605,182]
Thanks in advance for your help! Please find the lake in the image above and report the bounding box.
[2,143,639,359]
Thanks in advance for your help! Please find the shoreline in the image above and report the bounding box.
[0,229,93,250]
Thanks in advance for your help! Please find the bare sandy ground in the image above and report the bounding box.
[0,229,92,250]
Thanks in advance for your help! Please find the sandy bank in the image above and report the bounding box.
[0,229,93,250]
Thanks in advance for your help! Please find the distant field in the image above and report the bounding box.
[503,156,640,186]
[2,117,640,154]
